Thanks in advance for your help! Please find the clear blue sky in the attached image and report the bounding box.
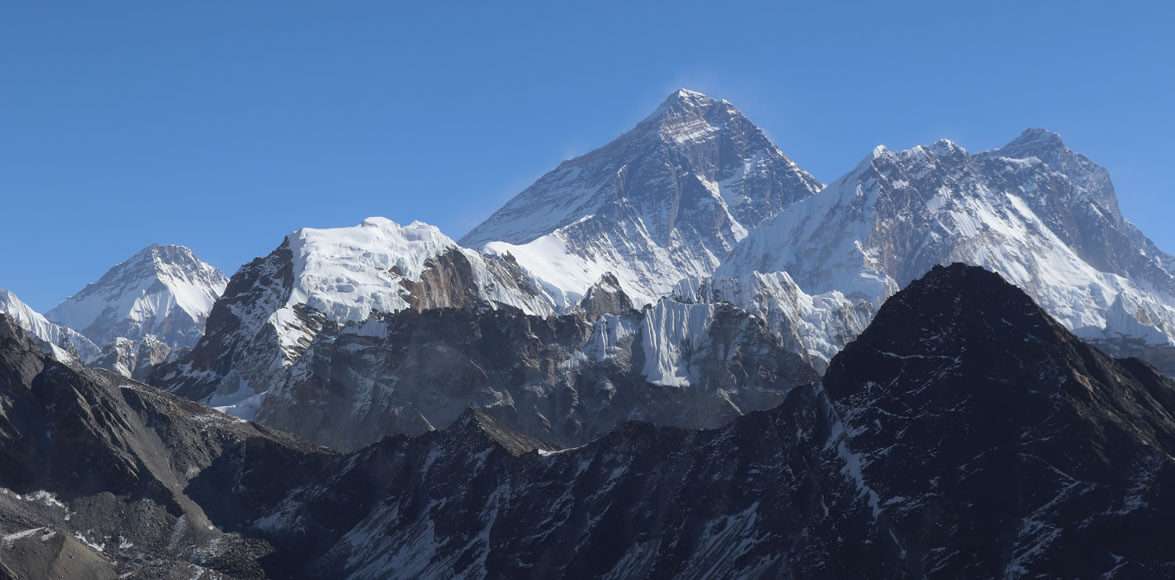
[2,1,1172,310]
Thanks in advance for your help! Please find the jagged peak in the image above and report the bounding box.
[927,138,967,157]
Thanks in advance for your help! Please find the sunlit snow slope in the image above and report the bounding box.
[462,88,821,307]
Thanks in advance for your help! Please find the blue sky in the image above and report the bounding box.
[2,1,1172,310]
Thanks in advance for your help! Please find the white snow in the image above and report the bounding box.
[3,527,46,546]
[719,140,1175,348]
[285,217,554,323]
[46,244,227,348]
[638,299,716,387]
[465,88,820,311]
[0,289,101,362]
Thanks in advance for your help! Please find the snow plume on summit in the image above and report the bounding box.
[47,244,228,349]
[462,88,822,307]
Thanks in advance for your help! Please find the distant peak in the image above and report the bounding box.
[667,87,714,104]
[124,244,213,273]
[651,88,725,119]
[999,128,1067,157]
[928,138,966,157]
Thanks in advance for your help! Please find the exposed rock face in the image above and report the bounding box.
[818,264,1175,577]
[577,272,635,319]
[151,219,554,416]
[462,88,822,307]
[720,132,1175,348]
[46,245,228,350]
[255,298,818,451]
[89,335,172,381]
[0,314,332,579]
[237,264,1175,578]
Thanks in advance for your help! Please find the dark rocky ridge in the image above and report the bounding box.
[255,298,818,451]
[249,264,1175,578]
[0,314,332,578]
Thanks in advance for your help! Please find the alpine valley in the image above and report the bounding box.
[2,90,1173,579]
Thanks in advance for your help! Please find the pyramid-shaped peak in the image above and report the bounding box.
[131,244,202,266]
[648,88,733,120]
[998,128,1068,158]
[665,88,717,105]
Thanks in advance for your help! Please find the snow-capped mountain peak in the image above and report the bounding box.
[995,127,1120,221]
[718,129,1175,350]
[462,88,822,307]
[46,244,228,348]
[153,217,555,409]
[285,216,551,321]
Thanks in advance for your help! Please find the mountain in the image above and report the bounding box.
[46,244,229,350]
[718,130,1175,354]
[461,88,822,307]
[7,265,1175,578]
[151,218,556,414]
[0,313,333,578]
[252,295,817,451]
[240,264,1175,578]
[0,289,100,363]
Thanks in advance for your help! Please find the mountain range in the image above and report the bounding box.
[1,89,1173,578]
[3,264,1172,578]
